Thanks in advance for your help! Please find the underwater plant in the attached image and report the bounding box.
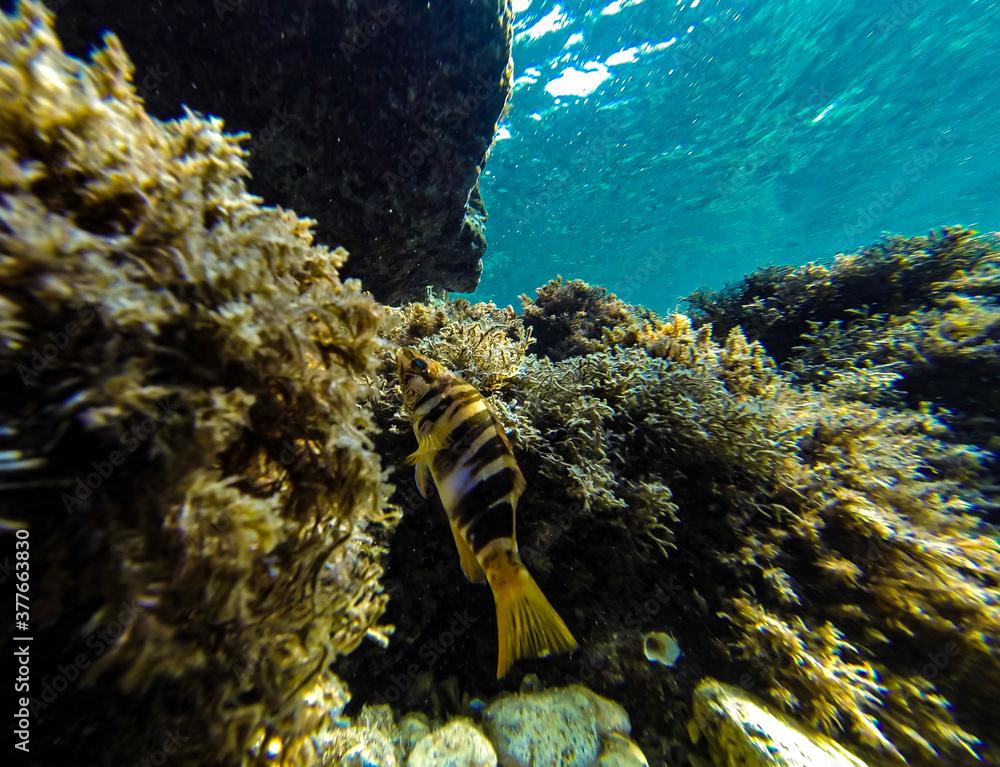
[354,284,998,767]
[0,4,394,763]
[686,226,1000,519]
[520,276,655,361]
[685,227,992,361]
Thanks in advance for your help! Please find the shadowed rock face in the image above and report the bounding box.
[55,0,513,304]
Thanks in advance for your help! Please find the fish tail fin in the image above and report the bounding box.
[490,559,577,679]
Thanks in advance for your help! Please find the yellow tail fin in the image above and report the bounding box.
[490,561,577,678]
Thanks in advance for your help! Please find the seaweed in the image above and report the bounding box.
[685,226,1000,518]
[520,276,655,361]
[685,226,990,362]
[0,4,394,764]
[688,226,1000,456]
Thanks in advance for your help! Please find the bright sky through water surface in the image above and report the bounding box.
[475,0,1000,312]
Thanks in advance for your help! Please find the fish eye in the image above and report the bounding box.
[411,358,428,372]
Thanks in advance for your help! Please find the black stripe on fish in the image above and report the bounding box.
[434,410,493,475]
[466,434,508,475]
[412,385,444,412]
[453,466,517,528]
[466,500,515,552]
[419,388,478,429]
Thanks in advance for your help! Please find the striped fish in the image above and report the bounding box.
[395,348,577,678]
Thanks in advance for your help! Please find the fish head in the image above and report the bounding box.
[395,348,448,409]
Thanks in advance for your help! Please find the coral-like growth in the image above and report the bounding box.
[390,298,533,394]
[0,4,393,764]
[690,678,871,767]
[685,226,990,362]
[520,276,654,361]
[353,283,998,767]
[786,248,999,453]
[685,227,1000,515]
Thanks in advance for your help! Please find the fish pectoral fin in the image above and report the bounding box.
[405,445,433,465]
[406,432,447,465]
[414,462,431,499]
[450,522,485,583]
[490,562,577,679]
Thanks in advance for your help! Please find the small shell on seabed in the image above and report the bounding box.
[643,631,682,667]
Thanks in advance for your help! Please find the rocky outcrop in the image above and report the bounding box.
[55,0,514,303]
[483,685,646,767]
[689,679,872,767]
[406,719,498,767]
[321,685,645,767]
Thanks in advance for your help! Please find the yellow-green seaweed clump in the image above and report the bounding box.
[520,235,998,506]
[685,226,1000,514]
[520,276,655,361]
[0,4,394,764]
[389,297,533,394]
[685,226,991,361]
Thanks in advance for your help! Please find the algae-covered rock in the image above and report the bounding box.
[686,227,1000,474]
[322,688,638,767]
[398,712,433,755]
[483,685,633,767]
[406,718,497,767]
[520,276,655,360]
[55,0,514,303]
[0,3,394,764]
[320,705,403,767]
[597,732,650,767]
[689,679,871,767]
[685,227,992,361]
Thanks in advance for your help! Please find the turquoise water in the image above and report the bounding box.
[477,0,1000,312]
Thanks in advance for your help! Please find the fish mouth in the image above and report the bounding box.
[395,346,412,367]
